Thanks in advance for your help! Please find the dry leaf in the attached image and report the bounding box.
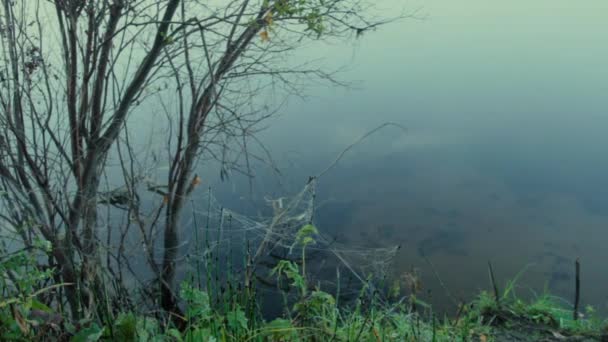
[265,12,273,26]
[479,334,487,342]
[11,305,29,335]
[192,176,202,186]
[372,327,381,342]
[260,30,270,42]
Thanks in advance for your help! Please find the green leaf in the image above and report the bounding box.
[308,290,336,311]
[297,224,318,239]
[226,306,248,331]
[114,312,137,341]
[164,328,183,342]
[71,324,104,342]
[262,319,296,339]
[179,283,211,322]
[184,328,213,341]
[135,317,160,341]
[30,299,51,313]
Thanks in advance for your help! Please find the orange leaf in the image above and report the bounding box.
[192,176,202,186]
[259,30,270,42]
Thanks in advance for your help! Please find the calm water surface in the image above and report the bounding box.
[191,0,608,315]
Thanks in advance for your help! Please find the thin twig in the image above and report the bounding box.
[317,122,407,179]
[423,256,458,306]
[487,261,500,307]
[574,258,580,320]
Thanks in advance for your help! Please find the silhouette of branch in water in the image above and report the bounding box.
[316,122,407,179]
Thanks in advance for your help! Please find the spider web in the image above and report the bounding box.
[179,178,399,298]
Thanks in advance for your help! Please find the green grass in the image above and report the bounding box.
[2,229,607,341]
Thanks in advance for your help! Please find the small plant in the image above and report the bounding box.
[0,238,61,341]
[2,227,607,341]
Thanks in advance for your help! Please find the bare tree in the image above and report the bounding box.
[0,0,400,322]
[0,0,184,319]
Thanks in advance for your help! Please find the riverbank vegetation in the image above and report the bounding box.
[2,226,606,341]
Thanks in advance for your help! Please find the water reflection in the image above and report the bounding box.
[302,149,608,315]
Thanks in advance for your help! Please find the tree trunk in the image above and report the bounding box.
[161,140,199,317]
